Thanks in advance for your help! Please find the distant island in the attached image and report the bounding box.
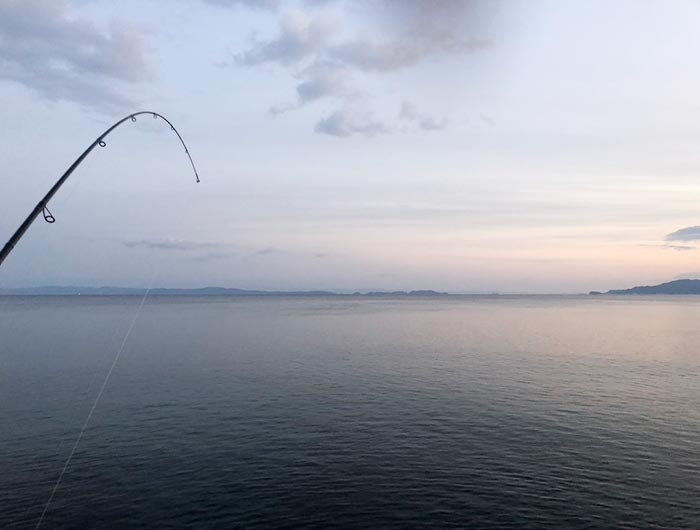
[591,279,700,295]
[0,286,449,297]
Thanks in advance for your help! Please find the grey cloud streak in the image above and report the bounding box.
[256,246,280,255]
[192,252,236,262]
[666,226,700,241]
[642,243,695,251]
[205,0,346,10]
[123,239,228,251]
[0,0,150,110]
[664,245,694,251]
[204,0,280,9]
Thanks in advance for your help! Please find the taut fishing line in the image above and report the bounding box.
[34,274,157,530]
[13,308,131,528]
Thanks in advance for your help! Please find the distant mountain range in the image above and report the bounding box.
[591,279,700,295]
[7,282,700,296]
[0,286,449,297]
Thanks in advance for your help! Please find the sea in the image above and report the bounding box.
[2,295,700,529]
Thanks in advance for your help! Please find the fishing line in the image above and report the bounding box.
[13,311,130,528]
[34,276,156,530]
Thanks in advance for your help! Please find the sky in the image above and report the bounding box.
[2,0,700,293]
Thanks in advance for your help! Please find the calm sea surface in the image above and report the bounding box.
[2,295,700,529]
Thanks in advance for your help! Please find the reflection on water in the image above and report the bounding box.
[2,295,700,528]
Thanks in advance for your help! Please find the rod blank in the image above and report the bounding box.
[0,111,199,268]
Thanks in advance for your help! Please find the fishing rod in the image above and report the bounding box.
[0,111,200,268]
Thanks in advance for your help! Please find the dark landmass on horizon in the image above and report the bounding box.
[590,279,700,295]
[0,286,450,297]
[10,281,700,296]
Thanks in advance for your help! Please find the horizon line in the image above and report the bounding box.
[0,285,592,296]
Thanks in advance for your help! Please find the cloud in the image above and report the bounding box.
[242,4,490,72]
[252,247,327,259]
[367,1,491,34]
[315,110,390,137]
[480,113,495,126]
[295,63,352,103]
[642,243,695,251]
[204,0,279,8]
[399,101,448,131]
[256,246,280,255]
[0,0,150,110]
[232,1,491,136]
[329,36,488,73]
[665,226,700,241]
[667,245,694,251]
[123,239,225,251]
[270,62,353,114]
[192,252,236,262]
[204,0,335,10]
[237,11,335,66]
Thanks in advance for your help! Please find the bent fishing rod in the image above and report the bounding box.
[0,111,199,268]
